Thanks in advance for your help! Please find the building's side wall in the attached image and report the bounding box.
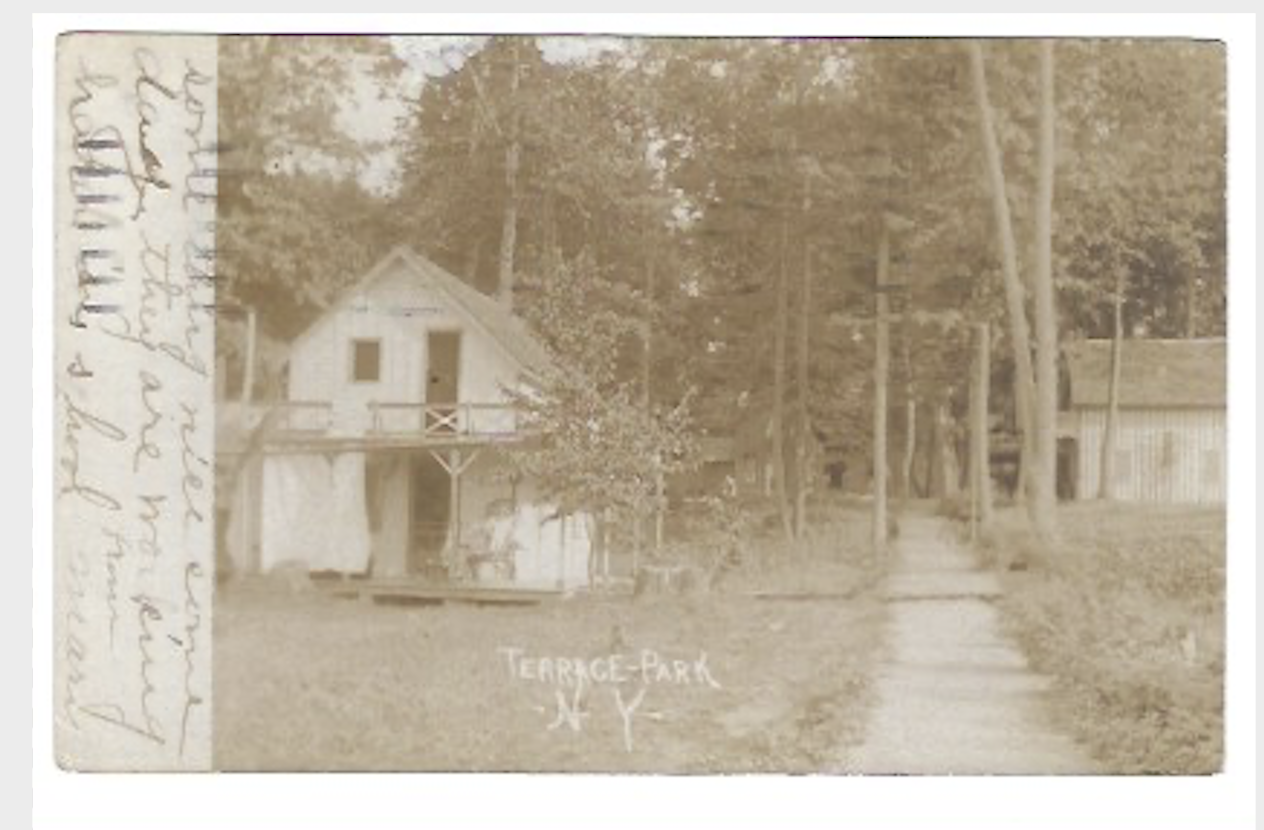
[1075,407,1226,503]
[462,456,590,588]
[287,259,524,435]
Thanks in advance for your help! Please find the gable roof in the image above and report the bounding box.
[292,246,554,377]
[1064,338,1225,409]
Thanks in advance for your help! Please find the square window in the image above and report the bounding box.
[351,339,381,383]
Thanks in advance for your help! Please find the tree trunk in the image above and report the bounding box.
[1030,38,1059,541]
[1099,276,1124,500]
[464,241,482,289]
[935,402,961,500]
[929,400,961,500]
[242,307,257,405]
[643,253,660,556]
[929,401,944,497]
[971,323,993,537]
[871,222,891,553]
[794,196,813,545]
[771,183,795,547]
[968,40,1040,526]
[643,256,654,410]
[1185,271,1198,338]
[654,467,665,553]
[916,403,933,498]
[496,44,521,309]
[463,98,485,287]
[901,337,916,500]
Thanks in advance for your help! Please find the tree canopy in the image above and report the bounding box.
[218,35,1227,535]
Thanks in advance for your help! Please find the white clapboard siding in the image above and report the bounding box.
[287,256,521,435]
[1074,407,1226,504]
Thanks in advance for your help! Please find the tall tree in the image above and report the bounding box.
[217,35,401,336]
[770,145,795,545]
[1030,39,1059,540]
[967,40,1040,513]
[794,196,814,543]
[495,39,523,307]
[1099,275,1124,500]
[507,251,695,548]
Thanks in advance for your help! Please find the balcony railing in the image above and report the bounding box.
[272,400,334,434]
[369,402,520,440]
[258,400,524,444]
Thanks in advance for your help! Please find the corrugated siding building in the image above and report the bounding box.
[1061,338,1226,504]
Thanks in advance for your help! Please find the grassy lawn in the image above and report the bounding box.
[984,501,1226,774]
[214,498,883,772]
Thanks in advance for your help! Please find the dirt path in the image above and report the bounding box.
[840,513,1095,774]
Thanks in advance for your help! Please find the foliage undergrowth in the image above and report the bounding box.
[654,493,881,596]
[982,503,1225,773]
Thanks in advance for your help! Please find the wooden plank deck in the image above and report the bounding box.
[316,577,563,607]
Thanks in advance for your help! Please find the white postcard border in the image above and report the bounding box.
[30,11,1256,830]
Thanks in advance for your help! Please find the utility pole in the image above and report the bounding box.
[871,212,914,554]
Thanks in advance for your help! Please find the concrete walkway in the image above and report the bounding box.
[842,514,1095,774]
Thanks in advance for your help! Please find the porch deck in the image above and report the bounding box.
[317,577,564,607]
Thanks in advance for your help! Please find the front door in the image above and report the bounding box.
[409,453,451,578]
[426,331,461,433]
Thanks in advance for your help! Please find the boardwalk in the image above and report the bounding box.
[842,513,1095,774]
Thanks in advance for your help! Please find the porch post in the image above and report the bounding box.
[450,449,462,568]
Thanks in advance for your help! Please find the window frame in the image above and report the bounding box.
[349,337,383,384]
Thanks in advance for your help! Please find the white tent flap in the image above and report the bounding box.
[328,452,372,573]
[260,454,372,574]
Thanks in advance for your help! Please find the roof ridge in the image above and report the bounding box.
[395,247,554,376]
[1064,337,1225,408]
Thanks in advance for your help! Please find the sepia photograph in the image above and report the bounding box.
[51,26,1233,782]
[208,33,1226,773]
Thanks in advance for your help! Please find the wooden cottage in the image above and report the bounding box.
[668,435,737,502]
[1059,338,1226,504]
[219,246,592,589]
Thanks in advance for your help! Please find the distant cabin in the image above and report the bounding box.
[669,435,737,502]
[217,246,592,589]
[1059,338,1225,504]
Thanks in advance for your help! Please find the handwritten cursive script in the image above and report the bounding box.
[55,38,216,770]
